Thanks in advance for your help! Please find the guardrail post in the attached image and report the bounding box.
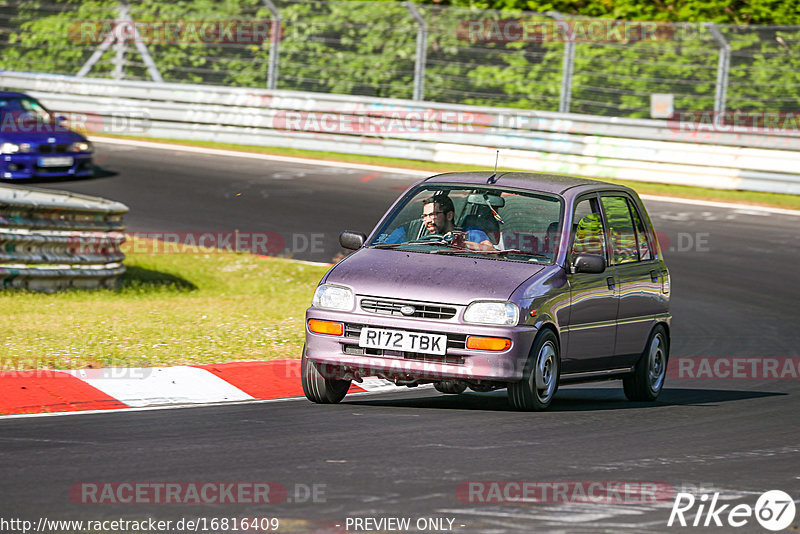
[548,11,575,114]
[706,23,730,115]
[405,2,428,101]
[262,0,282,90]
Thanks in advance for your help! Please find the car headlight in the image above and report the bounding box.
[69,141,93,153]
[464,301,519,326]
[312,284,355,311]
[1,142,20,154]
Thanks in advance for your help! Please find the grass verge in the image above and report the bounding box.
[94,133,800,211]
[0,238,328,370]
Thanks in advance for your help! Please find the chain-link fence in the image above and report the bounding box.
[1,0,799,118]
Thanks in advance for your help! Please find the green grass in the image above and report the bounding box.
[0,238,328,370]
[94,133,800,211]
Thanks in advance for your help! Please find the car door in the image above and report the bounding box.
[562,195,618,373]
[599,194,665,367]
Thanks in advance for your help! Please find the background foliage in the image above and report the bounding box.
[1,0,798,117]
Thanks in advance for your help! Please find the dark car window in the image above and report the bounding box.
[570,198,606,258]
[601,196,640,264]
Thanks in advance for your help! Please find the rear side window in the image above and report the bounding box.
[601,196,651,264]
[630,204,653,261]
[570,198,606,258]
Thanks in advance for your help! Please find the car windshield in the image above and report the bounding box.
[0,96,53,124]
[369,185,563,263]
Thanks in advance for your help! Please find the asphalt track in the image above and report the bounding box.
[1,140,799,533]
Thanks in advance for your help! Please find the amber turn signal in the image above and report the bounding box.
[308,319,344,336]
[466,336,511,351]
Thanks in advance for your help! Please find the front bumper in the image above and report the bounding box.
[305,307,538,383]
[1,153,93,179]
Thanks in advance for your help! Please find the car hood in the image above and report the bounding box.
[0,127,85,144]
[324,248,544,305]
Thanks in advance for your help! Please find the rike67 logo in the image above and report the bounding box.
[668,490,796,531]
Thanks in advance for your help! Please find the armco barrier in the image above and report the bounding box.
[2,71,799,195]
[0,184,128,291]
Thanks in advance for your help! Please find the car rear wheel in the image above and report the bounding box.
[508,329,559,411]
[623,325,668,401]
[434,381,467,394]
[301,347,351,404]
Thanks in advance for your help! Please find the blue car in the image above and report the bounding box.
[0,92,93,180]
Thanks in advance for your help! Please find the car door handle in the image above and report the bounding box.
[607,277,615,290]
[650,270,659,283]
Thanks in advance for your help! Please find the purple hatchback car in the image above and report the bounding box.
[303,172,671,410]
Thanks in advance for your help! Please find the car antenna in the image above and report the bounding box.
[487,150,500,184]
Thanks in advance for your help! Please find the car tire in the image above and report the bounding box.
[301,346,351,404]
[623,325,668,401]
[434,381,467,394]
[508,329,560,411]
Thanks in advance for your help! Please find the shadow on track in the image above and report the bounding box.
[344,387,785,412]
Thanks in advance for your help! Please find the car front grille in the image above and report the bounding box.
[360,298,457,320]
[38,144,69,154]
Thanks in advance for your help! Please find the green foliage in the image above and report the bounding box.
[441,0,800,25]
[1,0,798,117]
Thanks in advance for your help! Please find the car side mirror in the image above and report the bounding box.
[572,254,606,274]
[339,231,366,250]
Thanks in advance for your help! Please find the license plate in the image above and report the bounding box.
[39,156,73,167]
[359,328,447,355]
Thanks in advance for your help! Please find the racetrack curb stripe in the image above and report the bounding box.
[0,360,375,416]
[0,370,128,415]
[194,360,368,400]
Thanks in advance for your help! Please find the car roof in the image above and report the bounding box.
[0,92,30,98]
[422,171,636,199]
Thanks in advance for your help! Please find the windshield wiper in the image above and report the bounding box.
[371,242,408,249]
[371,239,464,250]
[432,248,551,260]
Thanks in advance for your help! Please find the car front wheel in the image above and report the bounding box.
[623,325,668,401]
[508,329,560,411]
[301,347,351,404]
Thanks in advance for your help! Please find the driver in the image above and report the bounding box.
[422,194,495,251]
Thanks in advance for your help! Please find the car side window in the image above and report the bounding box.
[600,196,642,264]
[570,199,606,258]
[630,203,653,261]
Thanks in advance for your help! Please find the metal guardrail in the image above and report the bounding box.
[2,71,799,195]
[0,184,128,291]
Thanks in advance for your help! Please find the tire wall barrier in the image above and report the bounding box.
[2,71,799,195]
[0,184,128,291]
